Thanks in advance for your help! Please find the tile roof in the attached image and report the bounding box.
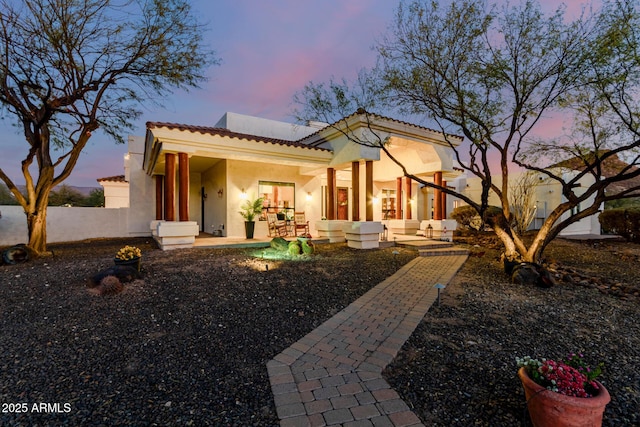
[97,175,126,183]
[146,122,332,152]
[551,151,640,195]
[298,110,464,146]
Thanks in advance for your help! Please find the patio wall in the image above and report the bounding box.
[0,205,134,246]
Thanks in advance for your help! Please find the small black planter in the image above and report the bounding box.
[114,256,141,272]
[244,221,256,239]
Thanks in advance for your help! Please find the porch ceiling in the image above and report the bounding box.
[145,125,334,176]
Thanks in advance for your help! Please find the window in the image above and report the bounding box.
[258,181,295,220]
[381,189,396,219]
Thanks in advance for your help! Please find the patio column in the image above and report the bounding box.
[441,180,447,219]
[395,177,402,219]
[178,152,189,221]
[164,153,176,221]
[327,167,336,220]
[405,176,412,220]
[434,171,443,220]
[351,161,360,221]
[366,160,373,221]
[155,175,163,220]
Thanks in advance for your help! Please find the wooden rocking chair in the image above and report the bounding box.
[267,213,288,237]
[293,212,310,236]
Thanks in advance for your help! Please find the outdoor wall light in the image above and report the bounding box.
[217,188,223,198]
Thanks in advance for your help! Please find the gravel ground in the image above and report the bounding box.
[1,235,638,426]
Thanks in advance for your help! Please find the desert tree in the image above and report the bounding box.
[0,0,218,254]
[295,0,640,263]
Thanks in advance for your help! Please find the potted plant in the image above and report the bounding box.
[516,354,609,427]
[239,196,264,239]
[114,245,142,271]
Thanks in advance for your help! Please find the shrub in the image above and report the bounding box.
[450,205,479,229]
[301,240,315,255]
[450,205,505,230]
[599,207,640,242]
[288,240,301,256]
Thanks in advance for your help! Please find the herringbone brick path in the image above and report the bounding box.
[267,254,468,426]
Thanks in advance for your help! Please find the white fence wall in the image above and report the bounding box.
[0,205,136,246]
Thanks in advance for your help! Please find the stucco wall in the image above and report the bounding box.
[126,136,155,236]
[202,160,227,235]
[0,205,130,246]
[101,182,129,208]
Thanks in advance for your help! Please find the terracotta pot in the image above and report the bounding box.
[518,367,610,427]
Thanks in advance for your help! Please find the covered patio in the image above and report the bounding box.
[140,112,461,250]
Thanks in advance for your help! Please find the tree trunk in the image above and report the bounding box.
[26,204,48,255]
[493,225,523,260]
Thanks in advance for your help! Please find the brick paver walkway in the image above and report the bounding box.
[267,254,469,426]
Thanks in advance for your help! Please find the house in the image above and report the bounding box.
[0,111,611,248]
[134,111,463,249]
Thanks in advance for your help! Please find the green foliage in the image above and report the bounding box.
[44,186,104,207]
[450,205,480,230]
[598,208,640,242]
[301,239,315,255]
[270,237,289,251]
[239,197,264,222]
[84,188,105,207]
[288,241,302,256]
[450,205,504,230]
[605,197,640,210]
[48,185,86,206]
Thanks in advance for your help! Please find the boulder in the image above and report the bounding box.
[512,263,555,288]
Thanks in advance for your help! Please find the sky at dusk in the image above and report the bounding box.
[0,0,592,187]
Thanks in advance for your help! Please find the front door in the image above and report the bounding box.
[337,187,348,220]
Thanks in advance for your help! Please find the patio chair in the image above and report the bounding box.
[267,213,288,237]
[293,212,310,236]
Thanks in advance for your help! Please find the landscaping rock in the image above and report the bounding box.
[511,262,555,288]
